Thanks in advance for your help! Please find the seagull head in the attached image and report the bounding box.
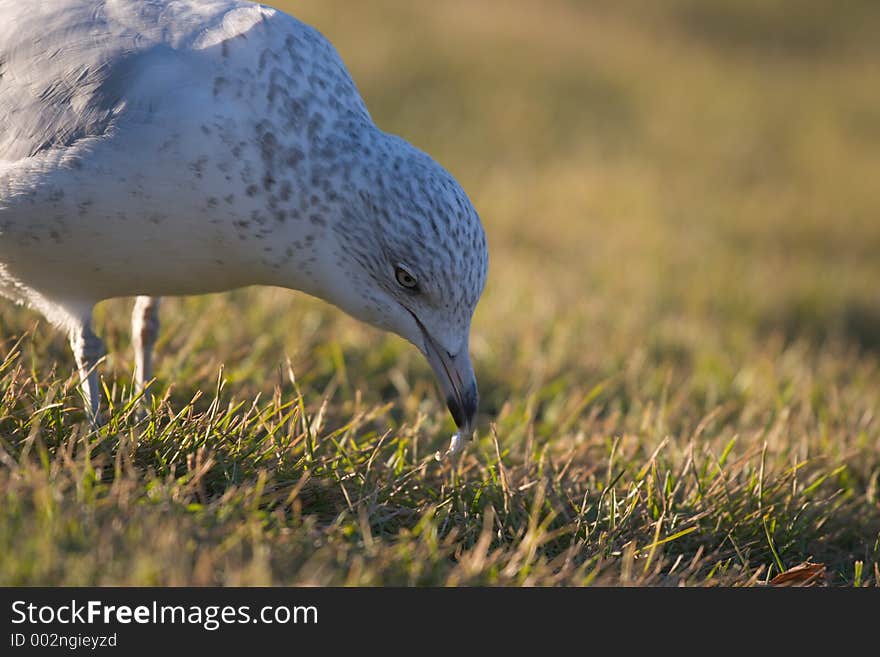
[320,131,488,440]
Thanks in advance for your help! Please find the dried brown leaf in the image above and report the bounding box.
[770,561,827,587]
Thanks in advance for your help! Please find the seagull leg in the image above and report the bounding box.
[68,312,104,425]
[132,295,161,404]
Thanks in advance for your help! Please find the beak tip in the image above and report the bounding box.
[446,380,479,438]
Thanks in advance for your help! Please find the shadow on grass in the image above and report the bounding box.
[675,0,880,58]
[760,298,880,355]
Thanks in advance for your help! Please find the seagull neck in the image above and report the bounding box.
[257,121,406,304]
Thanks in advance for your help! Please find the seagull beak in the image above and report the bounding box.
[420,330,479,439]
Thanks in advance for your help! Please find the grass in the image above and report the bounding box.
[1,0,879,586]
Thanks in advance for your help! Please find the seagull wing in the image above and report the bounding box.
[0,0,370,164]
[0,0,248,161]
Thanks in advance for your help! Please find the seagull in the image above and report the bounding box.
[0,0,488,451]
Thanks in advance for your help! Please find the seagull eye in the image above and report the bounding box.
[395,266,419,290]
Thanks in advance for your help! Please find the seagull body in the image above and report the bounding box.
[0,0,488,441]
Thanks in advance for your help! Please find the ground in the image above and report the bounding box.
[1,0,878,585]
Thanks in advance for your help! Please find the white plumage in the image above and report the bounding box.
[0,0,487,443]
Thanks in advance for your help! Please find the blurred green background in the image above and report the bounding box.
[282,0,880,424]
[289,0,880,363]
